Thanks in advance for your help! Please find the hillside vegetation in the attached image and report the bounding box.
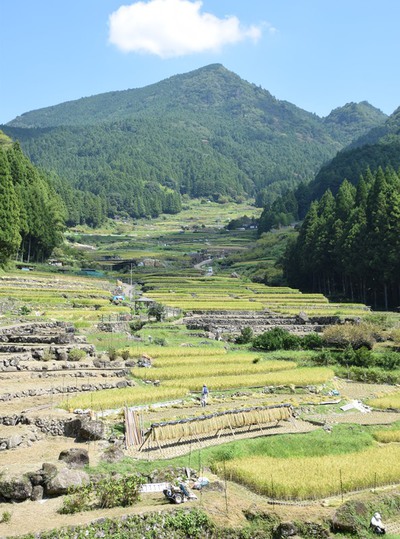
[2,65,386,220]
[284,167,400,309]
[258,105,400,235]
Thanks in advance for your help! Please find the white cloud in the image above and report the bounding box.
[108,0,263,58]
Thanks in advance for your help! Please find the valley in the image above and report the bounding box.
[0,202,400,538]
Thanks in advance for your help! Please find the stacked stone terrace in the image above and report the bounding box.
[184,309,341,338]
[0,320,95,371]
[0,320,134,451]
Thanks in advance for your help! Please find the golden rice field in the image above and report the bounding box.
[215,445,400,500]
[131,359,297,381]
[373,430,400,443]
[126,345,226,358]
[367,392,400,410]
[161,367,334,392]
[64,365,334,411]
[148,351,286,367]
[61,385,186,412]
[142,275,370,316]
[0,271,130,323]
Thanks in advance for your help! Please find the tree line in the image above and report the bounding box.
[257,120,400,236]
[283,167,400,309]
[0,142,65,264]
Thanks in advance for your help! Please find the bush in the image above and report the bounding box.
[120,349,131,361]
[301,333,323,350]
[375,351,400,370]
[252,328,301,351]
[322,323,376,350]
[164,508,214,539]
[58,484,93,514]
[59,475,144,514]
[97,475,144,508]
[148,302,166,322]
[235,327,253,344]
[68,348,86,362]
[154,337,167,346]
[336,346,375,368]
[313,350,336,366]
[129,319,145,332]
[108,347,119,361]
[335,365,400,385]
[41,348,54,362]
[0,511,11,523]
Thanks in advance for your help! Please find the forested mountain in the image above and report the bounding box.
[310,106,400,200]
[322,101,388,146]
[283,168,400,309]
[0,134,65,265]
[258,106,400,234]
[2,64,386,221]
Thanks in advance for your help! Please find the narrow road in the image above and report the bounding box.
[193,258,213,270]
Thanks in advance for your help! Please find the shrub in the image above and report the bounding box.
[322,323,376,350]
[374,351,400,370]
[235,326,254,344]
[148,302,166,322]
[58,475,144,514]
[41,348,54,362]
[68,348,86,362]
[0,511,11,523]
[252,328,301,351]
[336,346,375,368]
[120,349,131,361]
[58,484,93,514]
[313,349,336,366]
[335,366,400,385]
[154,337,167,346]
[129,319,145,332]
[97,475,144,508]
[164,508,214,539]
[108,347,119,361]
[301,333,323,350]
[390,328,400,348]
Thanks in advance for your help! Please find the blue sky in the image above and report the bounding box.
[1,0,399,124]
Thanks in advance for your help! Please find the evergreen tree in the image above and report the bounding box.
[284,167,400,308]
[0,150,21,265]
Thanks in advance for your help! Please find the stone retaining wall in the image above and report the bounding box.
[183,310,336,338]
[0,320,96,371]
[0,379,134,402]
[0,415,81,437]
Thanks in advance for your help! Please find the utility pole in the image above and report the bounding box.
[130,263,133,301]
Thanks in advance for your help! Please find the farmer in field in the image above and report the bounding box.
[370,512,386,535]
[201,384,209,407]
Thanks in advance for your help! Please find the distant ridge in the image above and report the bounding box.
[311,105,400,199]
[2,64,387,216]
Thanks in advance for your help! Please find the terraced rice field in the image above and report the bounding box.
[142,275,370,316]
[0,272,126,325]
[216,444,400,500]
[368,391,400,410]
[64,340,335,411]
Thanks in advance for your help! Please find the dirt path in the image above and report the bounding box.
[0,472,338,539]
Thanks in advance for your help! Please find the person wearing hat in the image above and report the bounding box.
[370,512,385,535]
[201,384,209,407]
